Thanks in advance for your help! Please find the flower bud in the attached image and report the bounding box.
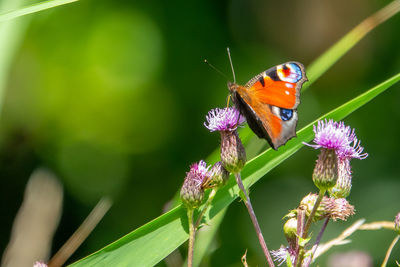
[220,130,246,173]
[395,212,400,235]
[283,217,297,249]
[329,158,352,198]
[299,193,354,222]
[180,161,210,209]
[300,194,327,222]
[313,148,338,191]
[329,198,355,221]
[202,161,230,189]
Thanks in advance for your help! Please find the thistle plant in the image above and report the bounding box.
[180,160,212,267]
[205,107,275,266]
[271,119,367,267]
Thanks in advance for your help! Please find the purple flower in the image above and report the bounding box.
[305,119,368,160]
[188,160,211,187]
[395,212,400,234]
[204,107,245,132]
[180,160,211,208]
[33,262,47,267]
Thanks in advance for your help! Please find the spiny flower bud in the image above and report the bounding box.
[283,217,297,249]
[328,198,355,221]
[220,130,246,173]
[300,194,328,222]
[202,161,230,189]
[300,193,355,222]
[180,161,211,209]
[329,158,352,198]
[313,148,338,191]
[395,212,400,235]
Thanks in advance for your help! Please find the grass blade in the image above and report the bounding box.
[0,0,79,23]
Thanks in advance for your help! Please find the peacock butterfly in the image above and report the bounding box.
[228,61,308,150]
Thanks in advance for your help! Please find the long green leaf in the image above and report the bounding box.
[69,73,400,266]
[0,0,79,23]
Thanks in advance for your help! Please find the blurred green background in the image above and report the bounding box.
[0,0,399,266]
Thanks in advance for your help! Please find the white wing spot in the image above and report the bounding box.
[285,90,290,95]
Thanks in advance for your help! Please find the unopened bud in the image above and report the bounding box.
[283,217,297,249]
[202,161,230,189]
[395,212,400,235]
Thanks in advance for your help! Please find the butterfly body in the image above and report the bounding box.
[228,62,307,150]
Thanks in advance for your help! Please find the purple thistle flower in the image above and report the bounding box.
[204,107,245,132]
[305,119,368,160]
[188,160,211,187]
[180,160,211,208]
[33,262,47,267]
[395,212,400,234]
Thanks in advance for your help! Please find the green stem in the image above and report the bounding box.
[296,190,325,266]
[234,173,275,267]
[303,217,330,267]
[381,235,400,267]
[187,209,195,267]
[195,188,217,228]
[294,208,306,267]
[303,189,326,238]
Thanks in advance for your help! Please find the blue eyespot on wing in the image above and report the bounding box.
[280,108,293,121]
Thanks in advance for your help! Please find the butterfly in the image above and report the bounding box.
[228,61,308,150]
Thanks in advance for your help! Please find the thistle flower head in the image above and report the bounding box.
[305,119,368,160]
[33,262,47,267]
[202,161,230,189]
[180,160,211,209]
[271,246,295,266]
[328,198,355,221]
[204,107,245,132]
[300,193,354,222]
[395,212,400,235]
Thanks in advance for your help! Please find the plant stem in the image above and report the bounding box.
[195,188,217,228]
[303,218,330,267]
[187,209,195,267]
[234,173,275,267]
[303,190,326,238]
[313,219,365,259]
[294,208,306,267]
[381,235,400,267]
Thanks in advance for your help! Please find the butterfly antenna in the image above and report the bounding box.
[204,59,228,80]
[227,47,236,84]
